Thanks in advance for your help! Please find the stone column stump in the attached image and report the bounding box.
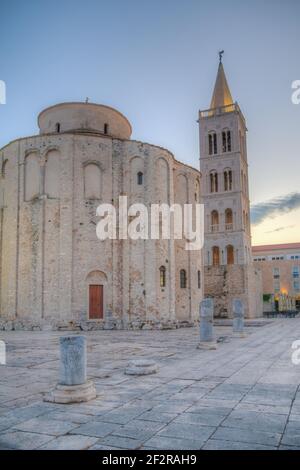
[44,335,96,404]
[125,359,159,376]
[233,299,246,337]
[197,298,217,349]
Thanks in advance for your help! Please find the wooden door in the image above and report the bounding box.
[89,285,103,319]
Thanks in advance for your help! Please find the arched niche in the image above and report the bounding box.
[45,149,60,199]
[24,152,40,201]
[156,157,170,203]
[84,162,102,200]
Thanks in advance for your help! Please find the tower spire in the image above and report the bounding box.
[210,52,233,109]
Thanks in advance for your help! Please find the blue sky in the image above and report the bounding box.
[0,0,299,244]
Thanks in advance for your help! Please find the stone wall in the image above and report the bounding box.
[204,264,262,318]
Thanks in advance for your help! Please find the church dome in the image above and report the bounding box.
[38,102,132,139]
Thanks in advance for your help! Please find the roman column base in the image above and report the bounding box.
[125,359,158,376]
[44,380,96,404]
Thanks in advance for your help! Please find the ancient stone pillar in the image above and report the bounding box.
[44,335,96,403]
[197,298,217,349]
[233,298,246,337]
[59,336,86,385]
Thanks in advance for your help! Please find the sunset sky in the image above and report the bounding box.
[0,0,299,246]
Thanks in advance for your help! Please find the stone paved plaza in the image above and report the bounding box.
[0,318,300,450]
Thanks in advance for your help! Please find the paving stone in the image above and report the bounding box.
[71,421,119,438]
[99,408,146,425]
[139,410,178,424]
[88,443,122,450]
[42,411,92,424]
[144,435,200,450]
[174,409,227,427]
[38,434,98,450]
[212,426,281,447]
[222,410,288,433]
[157,422,215,445]
[0,416,24,432]
[203,439,276,450]
[0,431,54,450]
[97,435,143,450]
[13,417,78,436]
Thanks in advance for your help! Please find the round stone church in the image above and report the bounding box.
[0,102,203,330]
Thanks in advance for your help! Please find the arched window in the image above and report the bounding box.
[227,245,234,265]
[208,132,217,155]
[210,171,218,193]
[222,129,231,152]
[225,208,233,230]
[180,269,187,288]
[224,169,233,191]
[55,123,60,133]
[137,171,143,185]
[212,246,220,266]
[159,266,166,288]
[197,270,201,289]
[211,210,219,232]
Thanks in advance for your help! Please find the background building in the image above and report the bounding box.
[253,243,300,311]
[199,58,262,318]
[0,102,202,330]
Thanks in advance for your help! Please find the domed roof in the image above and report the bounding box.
[38,102,132,139]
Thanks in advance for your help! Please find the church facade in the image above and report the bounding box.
[0,102,203,330]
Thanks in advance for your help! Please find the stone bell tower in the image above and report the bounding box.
[199,53,262,318]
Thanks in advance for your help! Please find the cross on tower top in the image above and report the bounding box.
[219,50,224,63]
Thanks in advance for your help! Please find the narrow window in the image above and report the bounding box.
[208,132,217,155]
[210,171,218,193]
[197,270,201,289]
[214,173,218,192]
[229,170,233,190]
[224,171,228,191]
[180,269,187,288]
[222,130,231,152]
[227,130,231,151]
[55,123,61,133]
[222,131,227,153]
[211,210,219,232]
[159,266,166,288]
[212,246,220,266]
[225,208,233,230]
[292,266,299,278]
[273,267,280,279]
[104,123,109,135]
[137,171,143,185]
[213,133,217,154]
